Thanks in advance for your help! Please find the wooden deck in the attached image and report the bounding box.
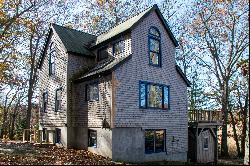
[188,110,223,126]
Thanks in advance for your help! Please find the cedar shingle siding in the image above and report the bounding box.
[38,4,189,162]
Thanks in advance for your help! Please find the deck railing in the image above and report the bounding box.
[188,110,222,123]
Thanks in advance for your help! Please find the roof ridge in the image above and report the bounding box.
[97,4,156,37]
[51,23,97,37]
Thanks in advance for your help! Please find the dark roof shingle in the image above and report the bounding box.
[52,24,96,56]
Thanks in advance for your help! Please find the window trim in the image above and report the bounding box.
[55,87,62,112]
[145,129,166,154]
[113,39,125,56]
[88,129,97,148]
[85,82,99,101]
[148,26,161,67]
[139,81,170,110]
[49,42,55,76]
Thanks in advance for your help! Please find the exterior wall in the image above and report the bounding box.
[113,11,188,161]
[112,128,187,162]
[38,31,68,146]
[72,75,112,128]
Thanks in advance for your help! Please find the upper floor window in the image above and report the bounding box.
[42,91,48,112]
[148,27,161,67]
[49,42,55,76]
[113,40,124,55]
[55,87,62,112]
[86,82,99,101]
[139,81,169,109]
[97,47,109,62]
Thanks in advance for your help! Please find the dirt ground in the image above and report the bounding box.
[0,141,244,165]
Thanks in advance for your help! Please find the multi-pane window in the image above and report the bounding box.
[86,83,99,101]
[97,47,109,62]
[55,128,61,143]
[49,42,55,76]
[139,81,170,109]
[148,27,161,66]
[145,129,165,153]
[88,130,97,148]
[55,87,62,112]
[42,91,48,112]
[113,40,124,55]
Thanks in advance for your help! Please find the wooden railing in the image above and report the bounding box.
[188,110,222,123]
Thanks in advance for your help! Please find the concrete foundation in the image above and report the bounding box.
[112,128,187,162]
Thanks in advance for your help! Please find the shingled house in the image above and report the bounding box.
[37,4,191,162]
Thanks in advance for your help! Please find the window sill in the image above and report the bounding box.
[145,151,166,154]
[139,107,170,111]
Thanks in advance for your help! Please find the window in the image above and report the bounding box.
[88,130,97,148]
[145,129,165,153]
[55,128,61,143]
[203,137,208,150]
[139,81,170,109]
[97,47,109,61]
[49,42,55,76]
[42,91,48,112]
[113,40,124,55]
[86,83,99,101]
[42,128,47,141]
[148,27,161,66]
[55,87,62,112]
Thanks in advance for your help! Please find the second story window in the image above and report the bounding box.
[49,42,55,76]
[113,40,124,55]
[55,87,62,112]
[97,47,109,62]
[86,83,99,101]
[139,81,169,109]
[148,27,161,67]
[42,91,48,112]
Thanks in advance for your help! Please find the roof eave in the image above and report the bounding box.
[176,65,191,87]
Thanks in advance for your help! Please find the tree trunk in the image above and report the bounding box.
[25,87,33,129]
[229,110,241,157]
[1,108,8,138]
[221,84,229,157]
[240,95,248,158]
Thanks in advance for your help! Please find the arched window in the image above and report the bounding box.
[148,27,161,66]
[49,42,55,76]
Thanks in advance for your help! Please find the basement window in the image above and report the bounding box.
[55,128,61,143]
[42,128,47,141]
[145,129,165,153]
[88,130,97,148]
